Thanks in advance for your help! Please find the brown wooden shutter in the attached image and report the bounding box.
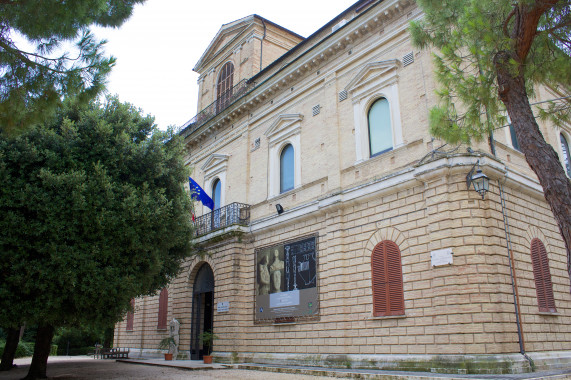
[126,299,135,331]
[157,288,168,329]
[530,239,556,313]
[371,240,405,316]
[217,62,234,111]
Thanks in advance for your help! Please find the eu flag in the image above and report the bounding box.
[188,177,214,210]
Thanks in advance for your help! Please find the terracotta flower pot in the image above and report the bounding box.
[203,355,213,364]
[164,353,173,361]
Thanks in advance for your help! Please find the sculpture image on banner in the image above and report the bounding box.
[255,235,318,322]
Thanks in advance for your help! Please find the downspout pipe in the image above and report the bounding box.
[497,178,534,371]
[260,19,267,73]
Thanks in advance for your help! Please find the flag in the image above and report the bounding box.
[188,177,214,210]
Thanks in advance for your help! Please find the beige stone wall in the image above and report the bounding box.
[115,164,571,356]
[115,0,571,365]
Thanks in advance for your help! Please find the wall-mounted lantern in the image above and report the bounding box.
[466,160,490,199]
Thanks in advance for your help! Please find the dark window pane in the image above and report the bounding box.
[368,98,392,156]
[212,179,221,210]
[509,124,520,151]
[280,144,294,193]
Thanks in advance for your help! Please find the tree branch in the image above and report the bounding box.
[503,6,517,38]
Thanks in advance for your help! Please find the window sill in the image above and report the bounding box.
[157,328,168,331]
[538,311,560,316]
[369,314,406,320]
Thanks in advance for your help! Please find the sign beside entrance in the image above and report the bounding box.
[217,301,230,312]
[254,235,319,323]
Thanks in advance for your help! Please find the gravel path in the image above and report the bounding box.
[0,357,336,379]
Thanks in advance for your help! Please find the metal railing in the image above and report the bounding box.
[194,202,251,237]
[183,80,253,135]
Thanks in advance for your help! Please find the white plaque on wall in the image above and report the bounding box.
[431,248,453,267]
[217,301,230,312]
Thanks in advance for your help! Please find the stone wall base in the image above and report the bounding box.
[120,348,190,360]
[527,351,571,372]
[214,352,538,374]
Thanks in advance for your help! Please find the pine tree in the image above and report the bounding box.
[0,0,145,135]
[410,0,571,287]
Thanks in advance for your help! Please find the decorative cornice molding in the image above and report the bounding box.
[184,0,414,144]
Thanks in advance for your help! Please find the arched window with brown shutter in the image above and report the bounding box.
[126,299,135,331]
[217,62,234,112]
[371,240,405,316]
[157,288,168,329]
[530,238,556,312]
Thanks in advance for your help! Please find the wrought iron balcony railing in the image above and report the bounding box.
[182,79,253,136]
[194,202,251,237]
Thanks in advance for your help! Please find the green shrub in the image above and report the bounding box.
[54,327,103,356]
[15,341,34,358]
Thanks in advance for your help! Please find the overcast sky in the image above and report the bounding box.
[92,0,357,130]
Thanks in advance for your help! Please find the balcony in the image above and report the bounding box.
[194,202,251,238]
[182,79,253,136]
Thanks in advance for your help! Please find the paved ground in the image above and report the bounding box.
[1,356,571,380]
[0,356,336,380]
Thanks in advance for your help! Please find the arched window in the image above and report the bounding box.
[157,288,168,330]
[368,98,393,157]
[280,144,294,193]
[371,240,404,317]
[509,123,520,151]
[530,238,556,313]
[126,299,135,331]
[212,179,221,210]
[217,62,234,111]
[561,133,571,177]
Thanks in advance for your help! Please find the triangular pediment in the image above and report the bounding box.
[264,114,304,139]
[345,60,401,93]
[201,154,229,172]
[193,15,256,73]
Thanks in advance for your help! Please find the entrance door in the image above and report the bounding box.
[190,264,214,360]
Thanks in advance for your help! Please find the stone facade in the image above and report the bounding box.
[114,0,571,373]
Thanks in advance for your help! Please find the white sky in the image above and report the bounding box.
[92,0,357,130]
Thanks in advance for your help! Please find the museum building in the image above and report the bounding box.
[114,0,571,373]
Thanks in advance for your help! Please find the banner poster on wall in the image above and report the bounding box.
[254,235,319,323]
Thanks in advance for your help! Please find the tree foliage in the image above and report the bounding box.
[0,0,145,135]
[0,97,194,332]
[410,0,570,143]
[411,0,571,286]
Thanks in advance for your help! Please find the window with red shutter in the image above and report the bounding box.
[157,288,168,330]
[530,238,556,313]
[371,240,405,317]
[126,299,135,331]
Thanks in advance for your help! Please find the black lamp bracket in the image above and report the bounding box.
[466,159,480,190]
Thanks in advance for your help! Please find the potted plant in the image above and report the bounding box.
[158,336,176,360]
[199,331,218,364]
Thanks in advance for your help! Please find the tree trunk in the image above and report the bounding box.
[495,50,571,289]
[22,325,54,380]
[103,327,114,350]
[0,327,20,371]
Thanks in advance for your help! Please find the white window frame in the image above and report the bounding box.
[265,114,303,198]
[503,115,520,151]
[557,127,571,178]
[201,154,229,213]
[346,60,404,164]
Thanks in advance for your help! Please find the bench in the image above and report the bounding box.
[101,347,130,359]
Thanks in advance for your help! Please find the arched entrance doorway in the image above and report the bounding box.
[190,263,214,360]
